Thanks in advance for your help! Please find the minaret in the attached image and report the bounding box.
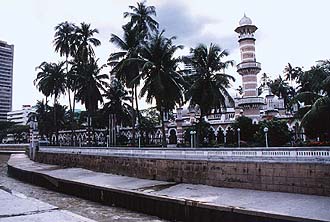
[235,14,264,120]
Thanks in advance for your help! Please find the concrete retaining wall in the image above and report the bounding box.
[35,152,330,196]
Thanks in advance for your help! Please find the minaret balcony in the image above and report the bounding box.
[238,33,255,40]
[236,97,265,106]
[237,62,261,72]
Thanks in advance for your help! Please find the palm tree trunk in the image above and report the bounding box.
[65,57,75,146]
[134,85,140,125]
[53,97,58,145]
[197,110,205,148]
[66,56,72,113]
[131,87,136,146]
[160,108,167,147]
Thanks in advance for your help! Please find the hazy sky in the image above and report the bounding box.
[1,0,330,110]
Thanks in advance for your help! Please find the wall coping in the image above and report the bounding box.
[38,146,330,163]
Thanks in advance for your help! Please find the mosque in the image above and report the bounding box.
[151,14,289,145]
[54,15,293,146]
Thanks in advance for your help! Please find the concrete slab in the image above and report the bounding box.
[46,168,174,190]
[8,154,174,190]
[0,189,56,217]
[0,210,95,222]
[154,184,330,221]
[0,185,95,222]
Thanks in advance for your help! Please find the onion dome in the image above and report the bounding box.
[239,14,253,26]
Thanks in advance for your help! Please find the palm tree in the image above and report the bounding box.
[28,100,51,141]
[53,21,77,113]
[183,43,235,122]
[54,21,79,144]
[73,22,101,63]
[123,1,159,38]
[103,78,132,145]
[294,60,330,140]
[108,27,143,145]
[74,58,108,145]
[269,75,292,107]
[284,63,303,84]
[134,31,185,147]
[69,22,101,121]
[34,62,66,144]
[260,73,270,88]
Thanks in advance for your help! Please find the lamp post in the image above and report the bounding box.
[223,131,227,145]
[190,130,196,148]
[138,133,141,148]
[264,127,269,148]
[237,128,241,148]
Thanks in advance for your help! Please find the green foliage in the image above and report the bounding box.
[255,119,291,147]
[301,96,330,140]
[138,108,160,145]
[0,121,29,143]
[136,31,185,146]
[183,43,235,120]
[0,121,15,142]
[232,116,258,143]
[103,78,132,127]
[29,101,70,141]
[269,75,294,108]
[290,60,330,141]
[183,121,216,147]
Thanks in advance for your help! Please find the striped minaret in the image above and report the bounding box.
[235,14,261,97]
[235,14,264,120]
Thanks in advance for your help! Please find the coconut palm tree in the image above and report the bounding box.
[28,100,52,141]
[134,31,185,147]
[73,58,108,145]
[73,22,101,63]
[70,23,101,118]
[34,62,66,144]
[53,21,77,113]
[284,63,303,86]
[103,78,132,145]
[260,73,270,88]
[123,1,158,38]
[108,27,142,145]
[269,75,292,107]
[183,43,235,122]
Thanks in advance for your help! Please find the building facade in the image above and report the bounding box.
[0,40,14,121]
[7,105,34,125]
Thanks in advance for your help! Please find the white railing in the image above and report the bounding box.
[237,62,261,70]
[239,33,255,40]
[38,146,330,163]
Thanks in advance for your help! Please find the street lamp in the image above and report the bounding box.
[223,131,227,145]
[237,128,241,148]
[264,127,269,148]
[190,130,196,148]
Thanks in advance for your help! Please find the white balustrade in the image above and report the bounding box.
[38,147,330,163]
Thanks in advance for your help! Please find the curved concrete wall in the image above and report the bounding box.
[35,152,330,196]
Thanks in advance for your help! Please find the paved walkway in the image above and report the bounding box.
[0,188,95,222]
[8,154,330,222]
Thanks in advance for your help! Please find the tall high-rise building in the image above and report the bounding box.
[0,40,14,121]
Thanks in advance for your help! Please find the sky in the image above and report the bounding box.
[1,0,330,111]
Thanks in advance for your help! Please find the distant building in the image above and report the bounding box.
[7,105,34,125]
[0,40,14,121]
